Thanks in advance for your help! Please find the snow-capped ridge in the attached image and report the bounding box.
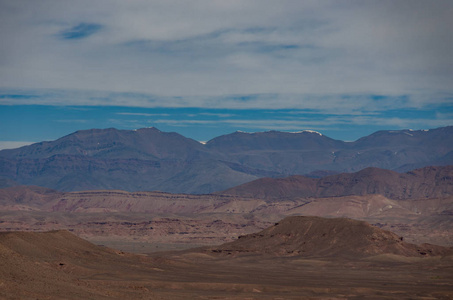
[291,130,323,136]
[235,130,252,134]
[135,127,159,131]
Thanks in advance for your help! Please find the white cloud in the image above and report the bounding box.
[117,112,171,117]
[0,141,35,150]
[1,89,451,117]
[0,0,452,108]
[131,114,452,132]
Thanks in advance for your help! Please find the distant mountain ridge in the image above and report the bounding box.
[1,165,451,211]
[1,165,452,248]
[0,126,452,193]
[220,166,453,200]
[0,127,208,160]
[205,129,345,152]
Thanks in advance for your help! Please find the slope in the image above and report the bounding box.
[0,230,154,299]
[208,216,452,258]
[221,165,453,201]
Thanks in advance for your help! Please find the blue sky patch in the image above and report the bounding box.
[0,94,39,99]
[1,103,451,146]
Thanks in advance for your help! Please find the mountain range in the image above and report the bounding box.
[2,165,451,212]
[0,126,452,193]
[220,165,453,200]
[1,165,452,248]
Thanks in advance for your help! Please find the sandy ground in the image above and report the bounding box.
[1,230,452,299]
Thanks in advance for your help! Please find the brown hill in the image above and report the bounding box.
[220,165,453,200]
[0,230,120,260]
[0,185,62,210]
[208,216,452,258]
[0,230,144,299]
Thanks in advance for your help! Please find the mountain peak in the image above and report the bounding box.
[206,128,341,152]
[0,126,205,160]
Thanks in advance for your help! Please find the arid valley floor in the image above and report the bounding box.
[1,166,452,299]
[1,217,453,299]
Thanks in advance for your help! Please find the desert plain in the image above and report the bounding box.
[1,166,452,299]
[1,217,453,300]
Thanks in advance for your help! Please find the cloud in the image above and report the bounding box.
[116,112,171,117]
[0,0,452,100]
[120,112,452,132]
[59,23,102,40]
[0,141,34,150]
[0,0,451,146]
[1,89,451,119]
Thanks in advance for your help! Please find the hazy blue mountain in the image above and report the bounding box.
[0,126,451,193]
[0,127,208,160]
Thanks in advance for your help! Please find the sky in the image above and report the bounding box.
[0,0,452,148]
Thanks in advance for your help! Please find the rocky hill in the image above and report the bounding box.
[221,165,453,201]
[1,165,452,250]
[0,126,451,193]
[0,230,159,299]
[208,216,452,258]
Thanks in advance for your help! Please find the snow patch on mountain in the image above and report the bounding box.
[291,130,323,136]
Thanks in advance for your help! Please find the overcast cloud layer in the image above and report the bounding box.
[0,0,452,144]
